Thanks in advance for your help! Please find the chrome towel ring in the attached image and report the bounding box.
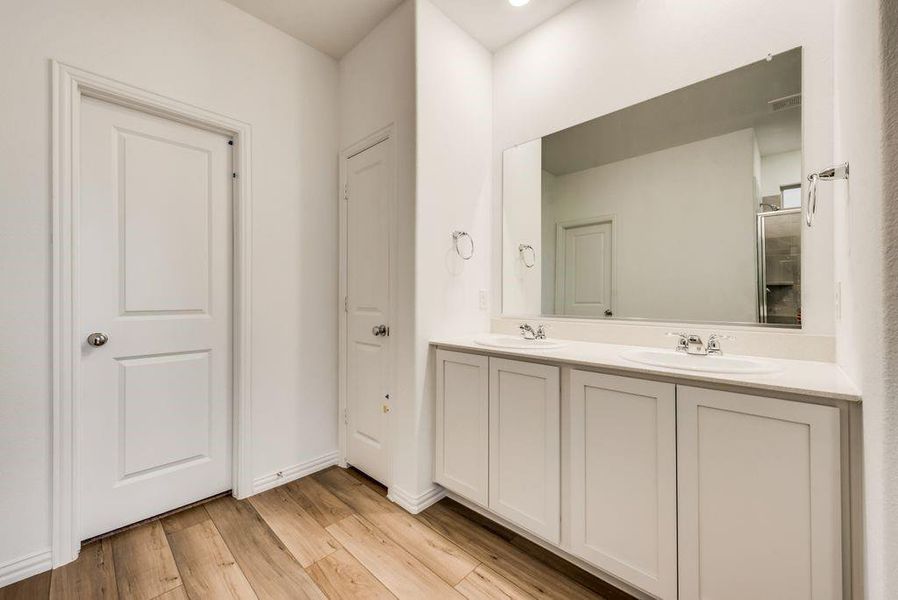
[806,162,849,228]
[519,244,536,268]
[452,230,474,260]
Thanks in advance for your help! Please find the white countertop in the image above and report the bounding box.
[431,335,861,402]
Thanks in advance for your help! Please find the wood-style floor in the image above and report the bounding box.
[0,467,634,600]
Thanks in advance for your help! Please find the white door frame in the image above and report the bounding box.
[337,124,396,486]
[554,215,616,315]
[51,61,254,567]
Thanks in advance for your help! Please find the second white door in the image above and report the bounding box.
[345,138,393,485]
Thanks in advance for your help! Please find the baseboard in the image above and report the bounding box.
[252,450,340,495]
[0,549,52,589]
[387,484,446,514]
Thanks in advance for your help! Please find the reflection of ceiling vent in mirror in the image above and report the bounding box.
[768,93,802,112]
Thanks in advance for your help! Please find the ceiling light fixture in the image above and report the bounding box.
[509,0,530,6]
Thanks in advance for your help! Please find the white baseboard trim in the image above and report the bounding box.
[387,484,446,514]
[0,549,52,589]
[252,450,340,495]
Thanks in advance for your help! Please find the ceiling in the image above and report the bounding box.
[220,0,579,58]
[429,0,580,51]
[220,0,403,59]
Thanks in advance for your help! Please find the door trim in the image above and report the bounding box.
[337,124,396,485]
[50,61,254,567]
[554,215,616,316]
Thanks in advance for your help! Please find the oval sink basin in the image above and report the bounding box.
[621,349,778,375]
[474,334,567,350]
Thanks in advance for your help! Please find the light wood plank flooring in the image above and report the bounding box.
[1,467,635,600]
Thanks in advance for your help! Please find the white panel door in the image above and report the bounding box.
[489,358,560,543]
[80,97,232,539]
[569,371,677,600]
[556,221,612,317]
[345,139,392,485]
[677,386,842,600]
[434,350,489,506]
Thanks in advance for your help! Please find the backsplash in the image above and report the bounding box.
[491,317,835,362]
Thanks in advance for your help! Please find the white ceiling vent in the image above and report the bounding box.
[769,93,802,112]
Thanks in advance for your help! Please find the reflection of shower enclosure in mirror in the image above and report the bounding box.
[757,208,801,326]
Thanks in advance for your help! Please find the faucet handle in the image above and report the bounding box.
[666,332,688,352]
[535,324,547,339]
[707,333,735,354]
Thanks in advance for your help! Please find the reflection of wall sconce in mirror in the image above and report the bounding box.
[452,230,474,260]
[518,244,536,268]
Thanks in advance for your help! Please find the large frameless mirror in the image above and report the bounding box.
[502,48,803,328]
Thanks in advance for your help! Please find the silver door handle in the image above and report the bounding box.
[86,332,109,347]
[371,325,388,337]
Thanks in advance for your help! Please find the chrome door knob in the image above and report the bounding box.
[86,332,109,347]
[371,325,388,337]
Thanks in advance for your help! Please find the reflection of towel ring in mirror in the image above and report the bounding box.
[452,231,474,260]
[519,244,536,268]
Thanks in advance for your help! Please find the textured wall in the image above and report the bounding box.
[879,0,898,593]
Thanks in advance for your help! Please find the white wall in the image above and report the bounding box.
[411,0,493,500]
[0,0,339,575]
[760,150,802,198]
[540,129,759,323]
[338,0,418,495]
[501,140,543,315]
[492,0,835,335]
[832,0,894,596]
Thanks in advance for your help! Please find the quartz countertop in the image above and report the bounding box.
[431,335,860,402]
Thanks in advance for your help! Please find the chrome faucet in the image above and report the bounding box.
[520,323,547,340]
[707,333,735,355]
[668,332,734,355]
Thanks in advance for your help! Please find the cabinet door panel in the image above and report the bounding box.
[569,371,677,600]
[677,386,842,600]
[489,358,560,543]
[434,350,489,505]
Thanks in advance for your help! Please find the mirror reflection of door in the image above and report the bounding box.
[555,219,612,317]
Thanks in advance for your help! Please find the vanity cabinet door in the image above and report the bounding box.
[569,371,677,600]
[488,358,560,543]
[434,350,490,506]
[677,386,842,600]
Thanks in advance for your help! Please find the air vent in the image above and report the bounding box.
[769,93,801,112]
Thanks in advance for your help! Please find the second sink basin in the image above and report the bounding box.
[621,348,778,374]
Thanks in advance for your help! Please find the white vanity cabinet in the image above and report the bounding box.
[568,371,677,600]
[677,386,843,600]
[434,350,490,506]
[433,344,852,600]
[489,358,561,543]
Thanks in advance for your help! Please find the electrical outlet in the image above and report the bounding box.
[479,289,488,311]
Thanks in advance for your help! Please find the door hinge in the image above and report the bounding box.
[343,408,348,425]
[343,183,349,202]
[344,296,349,312]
